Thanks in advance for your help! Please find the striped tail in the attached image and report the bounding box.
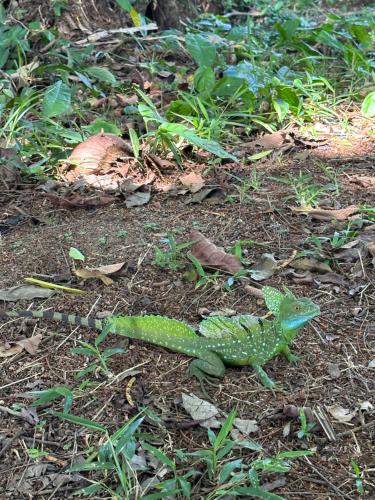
[1,309,102,330]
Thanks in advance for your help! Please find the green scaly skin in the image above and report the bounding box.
[1,287,320,391]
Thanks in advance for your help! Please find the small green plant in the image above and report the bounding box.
[27,448,50,459]
[297,408,315,439]
[69,246,85,261]
[71,330,125,379]
[317,162,342,196]
[116,230,128,238]
[28,386,74,413]
[143,221,160,230]
[187,252,222,288]
[153,234,194,271]
[351,460,364,495]
[273,171,325,207]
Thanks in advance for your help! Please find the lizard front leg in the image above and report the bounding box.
[280,346,300,363]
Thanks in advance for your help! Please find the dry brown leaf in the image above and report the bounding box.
[125,189,151,208]
[16,334,42,355]
[74,268,113,285]
[327,405,357,423]
[74,261,126,285]
[96,262,126,274]
[0,285,54,302]
[144,153,175,172]
[349,175,375,188]
[291,257,332,274]
[243,131,285,150]
[45,193,116,209]
[179,172,205,193]
[250,253,278,281]
[0,342,23,357]
[189,230,243,274]
[292,205,360,221]
[65,133,132,181]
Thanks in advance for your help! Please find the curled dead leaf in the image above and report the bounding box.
[189,230,243,274]
[179,172,205,193]
[291,257,332,274]
[181,393,221,429]
[0,342,23,357]
[64,133,132,181]
[45,193,116,209]
[292,205,360,221]
[250,253,278,281]
[16,334,42,355]
[74,268,113,285]
[349,175,375,188]
[0,285,54,301]
[327,405,357,423]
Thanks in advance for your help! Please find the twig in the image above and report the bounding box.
[302,457,354,499]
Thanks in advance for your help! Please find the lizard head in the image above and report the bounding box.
[278,292,320,334]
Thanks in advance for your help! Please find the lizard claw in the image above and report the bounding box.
[286,352,301,363]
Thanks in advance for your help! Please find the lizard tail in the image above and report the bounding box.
[1,309,103,330]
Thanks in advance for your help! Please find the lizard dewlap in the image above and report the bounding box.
[1,286,320,390]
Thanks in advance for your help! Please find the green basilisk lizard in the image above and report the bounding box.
[1,287,320,389]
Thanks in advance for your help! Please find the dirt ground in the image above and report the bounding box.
[1,128,375,497]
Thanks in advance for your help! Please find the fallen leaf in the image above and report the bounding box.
[179,172,205,193]
[291,257,332,274]
[65,133,132,181]
[292,205,360,221]
[327,405,357,423]
[327,363,341,379]
[125,189,151,208]
[189,187,226,204]
[250,253,278,281]
[314,272,346,286]
[0,285,54,302]
[74,262,125,285]
[359,401,373,412]
[144,153,175,172]
[189,230,243,274]
[349,175,375,188]
[181,393,221,429]
[16,335,42,355]
[45,193,116,209]
[243,131,285,150]
[0,342,23,357]
[368,359,375,368]
[233,418,259,434]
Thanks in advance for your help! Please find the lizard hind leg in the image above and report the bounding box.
[188,353,226,398]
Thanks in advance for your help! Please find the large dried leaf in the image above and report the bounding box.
[125,189,151,207]
[189,230,243,274]
[292,205,360,221]
[249,253,278,281]
[74,262,126,285]
[349,175,375,188]
[65,133,132,180]
[16,335,42,355]
[327,405,357,424]
[182,393,221,429]
[245,131,285,150]
[46,193,116,209]
[291,257,332,274]
[0,285,54,302]
[0,342,23,357]
[179,172,205,193]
